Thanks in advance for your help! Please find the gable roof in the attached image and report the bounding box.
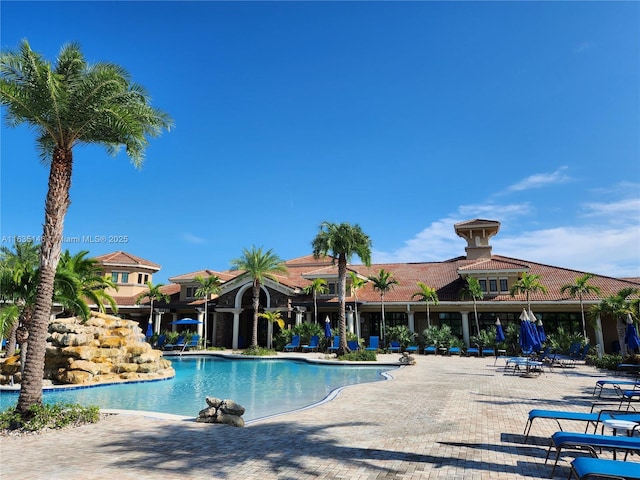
[94,251,161,271]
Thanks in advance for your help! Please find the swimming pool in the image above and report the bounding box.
[0,356,396,421]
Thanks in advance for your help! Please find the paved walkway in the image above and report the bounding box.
[0,352,635,479]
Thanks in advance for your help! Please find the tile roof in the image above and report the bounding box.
[93,251,161,270]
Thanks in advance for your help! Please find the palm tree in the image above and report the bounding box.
[459,277,484,336]
[412,282,439,328]
[303,278,328,325]
[57,250,118,317]
[258,310,284,350]
[509,272,548,312]
[194,274,222,348]
[1,40,172,417]
[136,282,171,335]
[348,271,367,340]
[368,269,399,347]
[311,222,372,355]
[560,273,601,340]
[590,287,638,356]
[230,247,287,348]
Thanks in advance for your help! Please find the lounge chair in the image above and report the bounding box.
[593,379,640,398]
[183,334,201,350]
[164,335,185,351]
[448,346,462,356]
[523,408,640,441]
[302,335,320,352]
[154,334,166,350]
[467,346,480,357]
[406,344,419,354]
[424,345,437,355]
[327,335,340,353]
[347,340,360,351]
[554,344,590,368]
[569,457,640,480]
[284,335,301,352]
[482,348,495,357]
[545,431,640,475]
[389,341,401,353]
[365,336,379,351]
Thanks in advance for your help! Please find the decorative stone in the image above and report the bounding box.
[199,406,217,418]
[220,399,245,416]
[399,352,416,365]
[197,398,245,427]
[206,397,223,408]
[68,359,101,375]
[217,412,245,427]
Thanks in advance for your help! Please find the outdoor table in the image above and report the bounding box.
[602,418,640,436]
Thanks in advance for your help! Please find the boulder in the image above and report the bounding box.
[217,413,245,428]
[220,399,245,416]
[206,397,223,408]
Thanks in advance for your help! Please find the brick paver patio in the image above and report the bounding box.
[1,352,635,479]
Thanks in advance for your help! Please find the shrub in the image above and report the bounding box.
[586,353,623,370]
[0,402,99,432]
[339,350,377,361]
[241,346,277,356]
[470,328,495,350]
[385,325,415,349]
[547,326,586,354]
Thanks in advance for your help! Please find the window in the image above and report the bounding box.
[138,273,143,284]
[500,279,508,292]
[438,312,463,337]
[111,272,119,283]
[489,279,497,293]
[328,283,336,295]
[186,287,194,298]
[478,279,487,292]
[144,274,149,283]
[121,272,129,283]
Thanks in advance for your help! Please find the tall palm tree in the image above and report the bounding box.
[136,282,171,335]
[348,271,367,340]
[368,269,399,347]
[509,272,548,312]
[1,40,172,416]
[459,277,484,336]
[194,274,222,348]
[560,273,602,340]
[230,247,287,348]
[590,287,638,356]
[57,250,118,317]
[303,278,328,324]
[311,222,372,355]
[258,310,284,350]
[412,282,439,328]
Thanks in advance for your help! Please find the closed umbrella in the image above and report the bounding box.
[520,317,541,354]
[529,310,546,344]
[495,318,505,343]
[625,316,640,353]
[145,322,153,338]
[324,316,332,338]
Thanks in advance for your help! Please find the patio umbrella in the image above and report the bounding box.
[145,322,153,338]
[324,316,332,338]
[529,310,546,344]
[170,318,202,325]
[495,318,505,343]
[625,316,640,353]
[520,317,541,354]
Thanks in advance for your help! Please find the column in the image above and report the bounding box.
[460,311,470,347]
[212,311,218,347]
[232,310,241,350]
[347,311,354,334]
[196,310,204,337]
[267,321,273,350]
[295,310,304,326]
[595,314,604,358]
[154,311,163,335]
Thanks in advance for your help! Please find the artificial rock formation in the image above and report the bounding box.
[196,396,245,427]
[0,311,174,385]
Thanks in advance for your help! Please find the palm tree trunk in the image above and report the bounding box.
[5,321,18,357]
[426,301,430,328]
[337,254,348,355]
[251,281,260,348]
[381,295,386,347]
[579,295,587,340]
[17,147,73,416]
[473,300,480,336]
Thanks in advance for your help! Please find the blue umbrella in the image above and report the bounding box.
[495,319,505,343]
[520,318,541,354]
[324,316,332,338]
[145,321,153,337]
[529,310,546,344]
[625,320,640,353]
[170,318,202,325]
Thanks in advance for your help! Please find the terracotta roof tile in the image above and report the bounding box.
[93,251,161,270]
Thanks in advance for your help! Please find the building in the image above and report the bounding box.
[96,219,640,353]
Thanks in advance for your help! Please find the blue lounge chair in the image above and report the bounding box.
[523,408,640,441]
[154,334,166,350]
[347,340,360,351]
[181,334,201,350]
[284,335,301,352]
[570,457,640,480]
[424,345,437,355]
[389,341,401,353]
[327,335,340,353]
[593,379,640,398]
[482,348,495,357]
[164,335,185,351]
[406,344,419,354]
[545,431,640,475]
[302,335,320,352]
[448,346,462,355]
[365,336,379,351]
[467,346,479,357]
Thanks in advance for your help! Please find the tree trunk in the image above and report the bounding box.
[251,281,260,348]
[5,321,18,357]
[381,295,386,347]
[337,254,348,355]
[616,317,628,356]
[17,147,72,417]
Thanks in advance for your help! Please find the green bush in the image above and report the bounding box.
[241,346,277,356]
[0,402,99,432]
[586,353,623,370]
[422,324,456,348]
[547,326,586,354]
[470,328,496,350]
[385,325,415,349]
[339,350,377,361]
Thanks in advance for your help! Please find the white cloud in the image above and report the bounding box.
[506,166,572,192]
[582,198,640,218]
[458,202,532,219]
[182,233,206,244]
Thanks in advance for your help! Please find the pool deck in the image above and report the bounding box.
[1,351,636,479]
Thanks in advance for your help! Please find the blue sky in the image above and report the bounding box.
[1,1,639,283]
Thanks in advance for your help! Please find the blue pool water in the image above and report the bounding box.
[0,356,395,421]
